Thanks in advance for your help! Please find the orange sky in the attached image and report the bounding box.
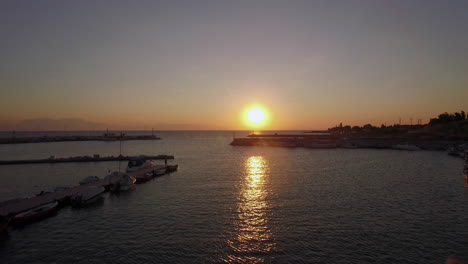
[1,1,467,131]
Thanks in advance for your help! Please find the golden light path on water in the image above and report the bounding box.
[225,156,275,263]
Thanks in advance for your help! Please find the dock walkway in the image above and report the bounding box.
[0,165,165,216]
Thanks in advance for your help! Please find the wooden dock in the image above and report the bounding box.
[0,165,167,217]
[0,155,174,165]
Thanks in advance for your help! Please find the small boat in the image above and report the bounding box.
[392,144,420,151]
[126,157,154,172]
[114,174,136,191]
[13,201,59,224]
[71,186,105,207]
[166,165,178,172]
[79,176,101,185]
[135,172,153,184]
[0,215,11,232]
[153,167,167,176]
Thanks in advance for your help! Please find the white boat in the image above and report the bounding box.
[79,176,101,185]
[393,144,420,151]
[126,157,154,172]
[13,201,59,223]
[71,186,105,207]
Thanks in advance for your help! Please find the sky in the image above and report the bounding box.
[0,0,467,130]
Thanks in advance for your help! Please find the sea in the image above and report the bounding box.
[0,131,467,264]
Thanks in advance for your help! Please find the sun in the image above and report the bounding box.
[247,107,266,125]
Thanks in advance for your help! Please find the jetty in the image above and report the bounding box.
[0,154,174,166]
[0,134,160,144]
[0,165,173,217]
[231,133,467,150]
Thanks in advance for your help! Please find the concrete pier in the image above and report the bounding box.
[0,155,174,165]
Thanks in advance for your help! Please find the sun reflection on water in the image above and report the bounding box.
[224,156,275,263]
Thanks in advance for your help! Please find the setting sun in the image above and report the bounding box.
[248,109,265,124]
[244,106,268,127]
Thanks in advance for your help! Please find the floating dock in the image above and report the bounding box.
[0,155,174,165]
[0,165,171,217]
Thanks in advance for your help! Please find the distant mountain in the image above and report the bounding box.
[10,118,211,131]
[15,118,107,131]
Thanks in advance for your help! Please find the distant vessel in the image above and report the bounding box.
[393,144,420,151]
[13,201,58,224]
[126,157,154,172]
[448,145,466,158]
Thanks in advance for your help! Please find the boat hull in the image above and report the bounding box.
[135,173,153,184]
[153,168,167,176]
[71,193,103,207]
[166,165,178,172]
[13,202,58,224]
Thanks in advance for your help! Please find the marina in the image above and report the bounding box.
[0,158,177,221]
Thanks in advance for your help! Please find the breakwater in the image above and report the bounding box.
[0,134,160,144]
[230,133,467,150]
[0,154,174,165]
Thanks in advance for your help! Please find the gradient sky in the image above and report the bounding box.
[1,0,467,130]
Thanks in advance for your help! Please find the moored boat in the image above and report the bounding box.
[71,186,105,207]
[153,167,167,176]
[135,172,153,184]
[79,176,100,185]
[114,174,136,191]
[166,164,178,172]
[13,201,59,224]
[126,157,154,172]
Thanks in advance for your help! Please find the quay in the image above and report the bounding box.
[231,133,467,150]
[0,134,160,144]
[0,155,174,165]
[0,165,172,217]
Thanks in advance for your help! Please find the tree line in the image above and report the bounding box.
[429,111,466,125]
[328,111,466,134]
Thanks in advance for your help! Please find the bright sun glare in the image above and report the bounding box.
[247,108,265,125]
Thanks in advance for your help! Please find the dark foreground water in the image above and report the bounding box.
[0,131,467,263]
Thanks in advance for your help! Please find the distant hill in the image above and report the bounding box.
[15,118,107,131]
